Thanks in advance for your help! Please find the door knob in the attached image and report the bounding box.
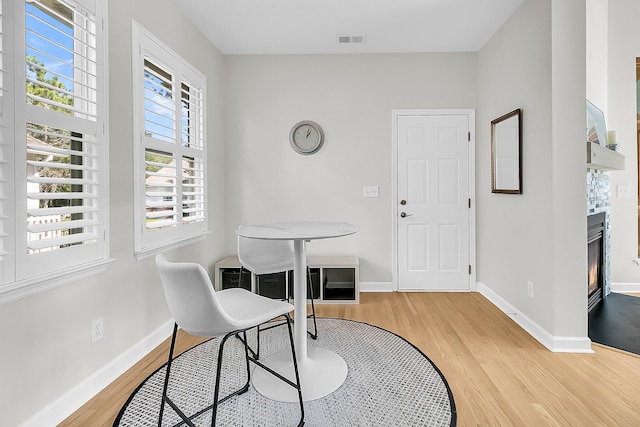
[400,212,413,218]
[400,200,407,205]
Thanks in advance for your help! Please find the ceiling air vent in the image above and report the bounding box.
[338,35,365,44]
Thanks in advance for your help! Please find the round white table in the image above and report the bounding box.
[236,221,358,402]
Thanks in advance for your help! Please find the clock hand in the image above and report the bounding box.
[306,126,311,138]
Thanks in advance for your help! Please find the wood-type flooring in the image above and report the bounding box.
[60,292,640,426]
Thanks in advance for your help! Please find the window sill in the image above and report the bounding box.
[0,258,116,305]
[134,232,209,261]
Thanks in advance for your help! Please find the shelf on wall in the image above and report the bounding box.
[587,142,625,171]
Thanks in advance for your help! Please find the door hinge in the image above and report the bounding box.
[469,265,472,275]
[468,198,471,208]
[468,131,471,142]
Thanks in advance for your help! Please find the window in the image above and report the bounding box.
[132,22,207,257]
[0,0,108,302]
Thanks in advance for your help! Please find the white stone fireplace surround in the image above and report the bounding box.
[587,168,611,297]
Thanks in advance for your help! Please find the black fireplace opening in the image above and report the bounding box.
[587,212,606,312]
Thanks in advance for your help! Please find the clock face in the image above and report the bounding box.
[290,121,324,155]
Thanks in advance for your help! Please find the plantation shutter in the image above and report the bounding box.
[179,78,206,225]
[144,147,178,230]
[143,59,179,231]
[25,0,97,119]
[25,124,100,251]
[16,0,106,279]
[0,0,14,283]
[0,0,5,110]
[133,23,207,255]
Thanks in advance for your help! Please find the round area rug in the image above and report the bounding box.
[115,318,456,426]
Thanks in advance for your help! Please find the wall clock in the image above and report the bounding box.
[289,120,324,155]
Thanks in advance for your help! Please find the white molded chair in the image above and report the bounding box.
[237,237,318,352]
[155,254,304,427]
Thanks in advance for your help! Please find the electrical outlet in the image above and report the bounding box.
[527,281,534,299]
[363,186,379,198]
[91,317,104,343]
[617,185,630,198]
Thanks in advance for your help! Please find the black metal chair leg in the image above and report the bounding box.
[158,323,179,427]
[242,330,252,381]
[159,323,198,427]
[306,266,318,340]
[284,314,305,426]
[211,333,233,427]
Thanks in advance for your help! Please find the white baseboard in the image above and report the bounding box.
[610,282,640,293]
[360,281,393,292]
[20,319,174,427]
[476,282,593,353]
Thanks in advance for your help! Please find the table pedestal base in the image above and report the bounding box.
[251,346,348,402]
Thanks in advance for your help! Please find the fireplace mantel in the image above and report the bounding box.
[587,142,625,171]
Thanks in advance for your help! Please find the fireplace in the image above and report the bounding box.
[587,212,606,312]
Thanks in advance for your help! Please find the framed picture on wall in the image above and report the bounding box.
[586,100,608,145]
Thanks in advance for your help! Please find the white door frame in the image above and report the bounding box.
[391,109,476,292]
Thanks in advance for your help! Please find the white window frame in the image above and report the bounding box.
[0,0,110,304]
[131,21,207,259]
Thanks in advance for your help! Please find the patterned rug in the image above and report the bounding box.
[115,318,456,426]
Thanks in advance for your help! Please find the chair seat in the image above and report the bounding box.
[218,288,294,331]
[155,254,304,426]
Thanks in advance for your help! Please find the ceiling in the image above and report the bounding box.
[175,0,525,55]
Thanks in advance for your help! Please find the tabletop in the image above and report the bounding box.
[236,221,358,241]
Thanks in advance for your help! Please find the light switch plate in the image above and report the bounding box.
[363,186,379,198]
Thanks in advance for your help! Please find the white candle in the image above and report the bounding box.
[608,130,617,145]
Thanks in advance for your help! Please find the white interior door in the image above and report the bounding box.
[395,112,471,291]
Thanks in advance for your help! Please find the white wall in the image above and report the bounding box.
[586,0,609,110]
[477,0,554,333]
[0,0,226,425]
[549,0,588,338]
[223,53,478,284]
[477,0,588,338]
[607,0,640,285]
